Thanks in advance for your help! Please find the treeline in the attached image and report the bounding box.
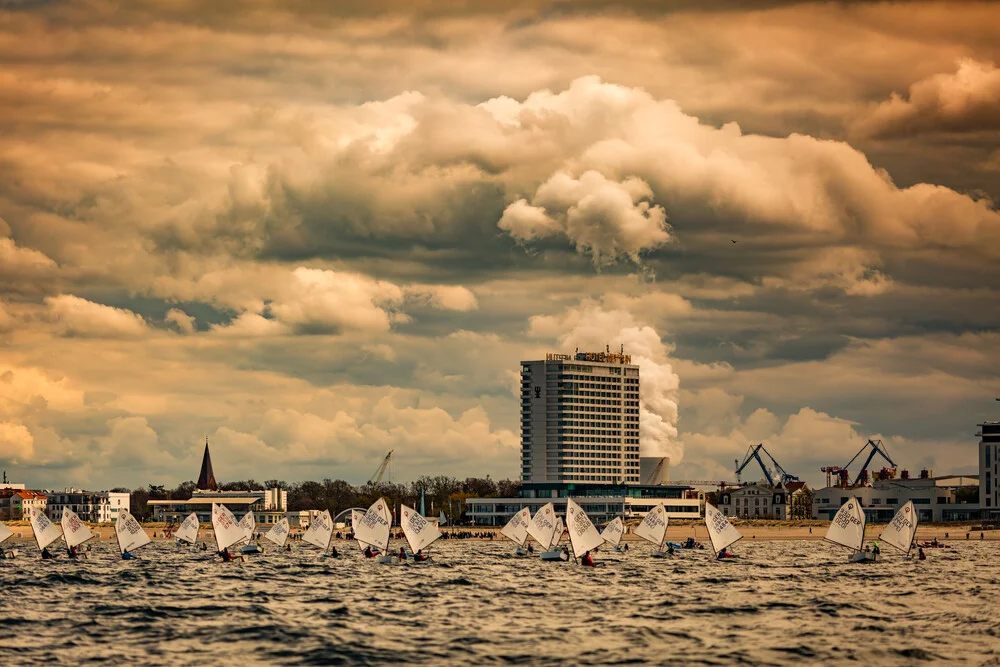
[120,476,520,522]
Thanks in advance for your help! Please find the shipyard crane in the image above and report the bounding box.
[734,443,800,486]
[369,450,393,485]
[843,439,896,487]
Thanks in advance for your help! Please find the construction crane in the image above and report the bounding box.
[369,450,393,485]
[843,438,896,487]
[734,443,799,487]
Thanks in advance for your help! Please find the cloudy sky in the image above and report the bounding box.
[2,0,999,491]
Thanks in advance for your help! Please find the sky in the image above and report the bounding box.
[2,0,1000,491]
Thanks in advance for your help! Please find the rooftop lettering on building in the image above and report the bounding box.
[546,351,632,364]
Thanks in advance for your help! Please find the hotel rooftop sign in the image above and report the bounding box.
[546,351,632,364]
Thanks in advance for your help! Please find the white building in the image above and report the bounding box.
[812,475,978,523]
[0,489,46,520]
[521,351,641,484]
[979,419,1000,518]
[148,487,289,526]
[46,490,129,523]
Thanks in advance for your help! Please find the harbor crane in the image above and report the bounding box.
[734,443,799,487]
[369,450,393,485]
[843,438,896,487]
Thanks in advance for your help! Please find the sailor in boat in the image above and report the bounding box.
[918,547,926,561]
[67,545,79,559]
[398,546,407,561]
[219,548,233,562]
[623,543,629,552]
[363,545,374,558]
[121,550,137,561]
[285,543,292,552]
[667,543,674,556]
[562,545,570,559]
[580,551,596,567]
[872,541,881,561]
[527,543,534,554]
[717,548,736,559]
[329,545,339,558]
[41,547,54,560]
[414,550,428,562]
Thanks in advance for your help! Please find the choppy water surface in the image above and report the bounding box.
[3,539,1000,665]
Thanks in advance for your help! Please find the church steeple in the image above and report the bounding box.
[197,438,218,491]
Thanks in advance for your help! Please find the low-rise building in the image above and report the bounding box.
[148,487,289,526]
[718,482,812,520]
[46,490,129,523]
[467,482,703,527]
[812,474,979,522]
[0,489,46,520]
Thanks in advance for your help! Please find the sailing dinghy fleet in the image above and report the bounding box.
[5,494,932,565]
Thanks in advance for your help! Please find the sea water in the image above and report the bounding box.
[2,539,998,665]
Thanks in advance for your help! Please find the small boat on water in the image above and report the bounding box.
[174,512,200,549]
[30,507,63,559]
[354,498,394,564]
[400,504,441,562]
[825,497,874,563]
[635,503,671,557]
[0,521,18,559]
[115,509,152,560]
[212,503,248,562]
[303,509,335,556]
[600,517,625,552]
[527,503,567,561]
[879,501,919,560]
[704,502,743,560]
[500,507,532,556]
[237,511,261,555]
[541,517,568,561]
[565,498,603,565]
[61,508,96,560]
[264,517,291,551]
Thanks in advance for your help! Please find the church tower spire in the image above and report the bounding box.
[196,438,218,491]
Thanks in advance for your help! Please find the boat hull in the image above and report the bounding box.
[849,551,877,563]
[651,550,673,558]
[241,545,263,555]
[541,549,569,562]
[2,549,18,559]
[514,546,528,557]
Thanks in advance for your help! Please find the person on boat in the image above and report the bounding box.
[363,545,374,558]
[717,548,735,559]
[219,548,232,562]
[200,542,208,551]
[41,547,54,560]
[398,546,407,561]
[285,543,292,552]
[414,550,428,562]
[67,545,79,559]
[581,551,595,567]
[329,545,339,558]
[931,537,938,547]
[562,545,570,558]
[623,543,629,552]
[121,550,136,561]
[872,542,880,560]
[918,548,926,561]
[527,543,534,554]
[667,543,674,556]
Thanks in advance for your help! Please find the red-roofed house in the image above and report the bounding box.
[0,489,47,520]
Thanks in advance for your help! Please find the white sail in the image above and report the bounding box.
[237,511,256,545]
[550,517,565,549]
[211,503,245,552]
[824,497,866,552]
[264,518,291,548]
[527,502,558,548]
[378,501,392,525]
[302,510,333,550]
[635,503,669,549]
[0,521,13,545]
[500,507,531,547]
[400,504,442,553]
[174,512,200,544]
[600,517,625,548]
[704,502,743,554]
[879,501,918,555]
[566,498,604,558]
[61,508,96,549]
[355,498,392,552]
[30,508,62,551]
[115,510,151,555]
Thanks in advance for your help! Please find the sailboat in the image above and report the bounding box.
[237,511,261,554]
[354,498,393,564]
[600,516,625,552]
[500,507,532,556]
[29,507,62,559]
[528,503,565,561]
[264,518,291,550]
[302,509,334,556]
[0,521,17,559]
[565,498,604,564]
[825,497,873,563]
[635,503,671,557]
[174,512,200,548]
[704,502,743,559]
[61,508,97,559]
[212,503,248,561]
[879,501,919,560]
[115,509,152,560]
[400,504,442,562]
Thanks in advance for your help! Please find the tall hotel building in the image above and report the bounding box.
[520,351,641,484]
[979,417,1000,517]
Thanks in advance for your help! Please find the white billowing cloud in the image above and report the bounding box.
[44,294,149,338]
[500,170,671,264]
[0,237,58,290]
[210,312,290,337]
[530,302,682,462]
[269,267,404,334]
[165,308,196,334]
[855,59,1000,138]
[762,246,893,296]
[404,284,479,311]
[0,421,34,462]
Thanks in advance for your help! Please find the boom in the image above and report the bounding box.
[735,444,799,486]
[369,450,393,485]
